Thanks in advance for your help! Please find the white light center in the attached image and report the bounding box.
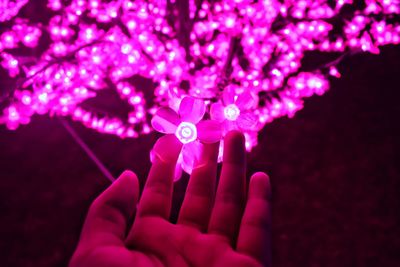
[175,122,197,144]
[224,104,240,121]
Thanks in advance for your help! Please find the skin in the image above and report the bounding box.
[70,131,272,267]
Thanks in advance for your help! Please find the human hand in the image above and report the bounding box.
[70,131,271,267]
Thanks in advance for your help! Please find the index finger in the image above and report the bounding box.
[208,131,247,243]
[78,171,139,248]
[178,142,219,231]
[237,172,272,266]
[136,134,182,219]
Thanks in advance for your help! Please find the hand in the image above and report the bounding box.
[70,131,271,267]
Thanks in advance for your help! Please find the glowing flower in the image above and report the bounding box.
[151,96,222,179]
[210,86,259,133]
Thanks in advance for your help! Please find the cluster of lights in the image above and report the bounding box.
[0,0,399,177]
[0,0,29,22]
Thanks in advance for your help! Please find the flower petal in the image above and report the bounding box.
[243,132,258,152]
[149,149,155,163]
[210,102,226,122]
[225,120,239,132]
[181,141,202,174]
[151,134,183,162]
[151,107,180,134]
[217,141,224,163]
[237,112,258,130]
[179,96,206,124]
[197,120,222,143]
[151,147,183,182]
[235,91,257,111]
[174,154,184,181]
[222,87,235,105]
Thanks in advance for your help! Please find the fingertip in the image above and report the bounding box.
[153,134,183,163]
[118,170,139,197]
[250,172,271,200]
[86,170,139,226]
[251,171,269,180]
[223,130,246,164]
[119,170,137,181]
[93,170,140,217]
[238,172,272,266]
[225,130,245,144]
[81,170,140,247]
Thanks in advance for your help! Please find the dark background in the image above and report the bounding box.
[1,3,400,265]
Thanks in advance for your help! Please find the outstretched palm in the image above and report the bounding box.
[70,132,271,267]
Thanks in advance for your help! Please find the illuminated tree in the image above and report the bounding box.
[1,0,399,176]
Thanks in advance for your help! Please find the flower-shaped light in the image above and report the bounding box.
[209,86,260,161]
[210,86,259,134]
[151,96,222,179]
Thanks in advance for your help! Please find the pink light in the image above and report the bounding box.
[122,87,131,95]
[0,0,28,22]
[129,96,142,105]
[175,122,198,144]
[8,107,19,121]
[92,55,101,64]
[74,109,83,118]
[21,95,31,105]
[38,93,48,103]
[121,44,132,54]
[224,104,240,121]
[60,96,70,105]
[225,17,235,28]
[127,20,137,30]
[10,59,18,67]
[329,67,341,78]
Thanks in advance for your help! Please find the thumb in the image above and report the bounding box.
[79,170,139,248]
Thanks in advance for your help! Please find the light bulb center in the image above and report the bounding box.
[224,104,240,121]
[175,121,197,144]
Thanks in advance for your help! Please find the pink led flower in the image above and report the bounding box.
[210,86,259,133]
[151,96,222,179]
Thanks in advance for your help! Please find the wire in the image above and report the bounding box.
[59,117,115,183]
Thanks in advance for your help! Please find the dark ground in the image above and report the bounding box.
[1,45,400,266]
